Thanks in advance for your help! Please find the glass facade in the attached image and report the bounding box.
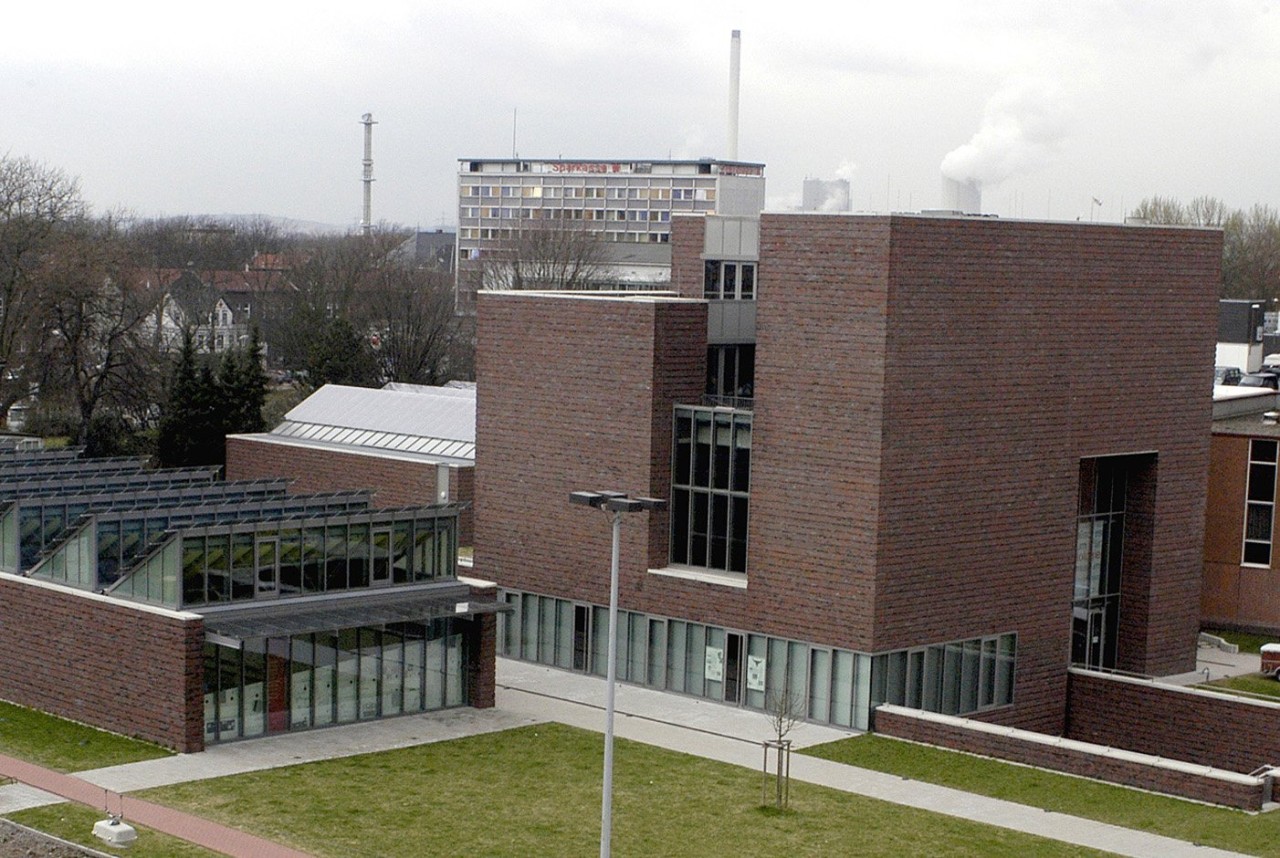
[1072,457,1129,669]
[203,618,466,744]
[670,406,751,574]
[498,590,1016,731]
[1244,439,1278,566]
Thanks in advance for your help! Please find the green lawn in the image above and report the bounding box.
[129,724,1107,858]
[1204,628,1276,654]
[0,700,172,772]
[1199,674,1280,699]
[803,734,1280,856]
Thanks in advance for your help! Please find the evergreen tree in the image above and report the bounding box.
[156,330,201,467]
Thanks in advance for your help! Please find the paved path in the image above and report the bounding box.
[0,752,312,858]
[0,654,1263,857]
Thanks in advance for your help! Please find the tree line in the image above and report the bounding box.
[0,154,471,461]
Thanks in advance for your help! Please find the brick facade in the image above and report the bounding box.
[1066,668,1280,774]
[0,575,204,753]
[875,704,1268,810]
[225,437,474,546]
[476,214,1220,735]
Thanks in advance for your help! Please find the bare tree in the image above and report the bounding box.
[39,218,164,445]
[0,156,85,423]
[761,683,805,809]
[362,266,473,385]
[478,219,614,291]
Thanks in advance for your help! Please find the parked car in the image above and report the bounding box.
[1215,366,1243,386]
[1239,372,1280,390]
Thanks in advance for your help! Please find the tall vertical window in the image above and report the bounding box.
[671,406,751,574]
[1244,439,1278,566]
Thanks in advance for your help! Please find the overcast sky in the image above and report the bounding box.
[5,0,1278,230]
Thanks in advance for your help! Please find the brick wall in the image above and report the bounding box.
[476,292,709,613]
[875,704,1266,810]
[745,215,1218,732]
[467,614,497,709]
[225,438,473,545]
[1067,669,1280,774]
[0,576,204,752]
[670,214,707,299]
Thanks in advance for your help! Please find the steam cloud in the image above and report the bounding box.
[941,77,1070,188]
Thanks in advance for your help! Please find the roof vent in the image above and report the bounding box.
[1264,411,1279,425]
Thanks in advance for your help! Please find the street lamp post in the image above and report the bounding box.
[569,490,666,858]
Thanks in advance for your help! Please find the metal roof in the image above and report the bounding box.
[272,383,475,462]
[200,585,508,641]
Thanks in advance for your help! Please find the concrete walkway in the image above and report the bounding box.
[0,654,1263,857]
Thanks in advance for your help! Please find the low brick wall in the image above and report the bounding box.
[875,704,1268,810]
[1067,668,1280,775]
[0,575,205,753]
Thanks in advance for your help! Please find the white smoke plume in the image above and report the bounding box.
[941,76,1070,188]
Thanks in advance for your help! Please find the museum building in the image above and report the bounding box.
[475,211,1221,736]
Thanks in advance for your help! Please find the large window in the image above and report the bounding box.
[1244,439,1278,566]
[671,406,751,574]
[706,345,755,401]
[703,260,756,300]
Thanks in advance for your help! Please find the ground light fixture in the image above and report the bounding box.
[569,490,666,858]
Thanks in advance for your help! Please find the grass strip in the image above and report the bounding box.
[0,700,172,772]
[803,733,1280,856]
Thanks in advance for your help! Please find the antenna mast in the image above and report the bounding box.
[360,113,377,236]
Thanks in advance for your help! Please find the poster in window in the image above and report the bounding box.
[746,655,766,692]
[705,646,724,682]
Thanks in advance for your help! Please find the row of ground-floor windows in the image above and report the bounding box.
[500,591,1017,730]
[203,619,466,743]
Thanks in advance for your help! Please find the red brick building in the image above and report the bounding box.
[477,212,1220,735]
[1202,387,1280,633]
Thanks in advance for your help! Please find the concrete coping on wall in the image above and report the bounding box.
[1069,666,1280,713]
[876,703,1263,786]
[0,572,202,621]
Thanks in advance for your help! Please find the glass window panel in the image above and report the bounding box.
[242,639,267,737]
[960,640,981,713]
[685,624,707,696]
[522,594,539,660]
[538,596,556,666]
[980,639,998,708]
[667,620,687,692]
[445,630,464,707]
[303,527,325,593]
[554,600,574,669]
[218,644,241,740]
[280,530,302,596]
[942,642,963,716]
[996,635,1016,705]
[1249,463,1277,502]
[808,649,831,722]
[403,624,425,713]
[922,646,942,712]
[182,538,205,607]
[393,522,412,584]
[231,533,255,601]
[648,619,667,689]
[336,629,360,723]
[425,623,445,709]
[326,526,348,591]
[348,524,370,589]
[591,606,609,677]
[289,635,313,730]
[831,650,854,727]
[382,629,404,717]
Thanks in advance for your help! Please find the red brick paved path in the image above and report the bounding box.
[0,753,313,858]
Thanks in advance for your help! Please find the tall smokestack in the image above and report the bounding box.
[728,30,741,161]
[941,176,981,214]
[360,113,377,236]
